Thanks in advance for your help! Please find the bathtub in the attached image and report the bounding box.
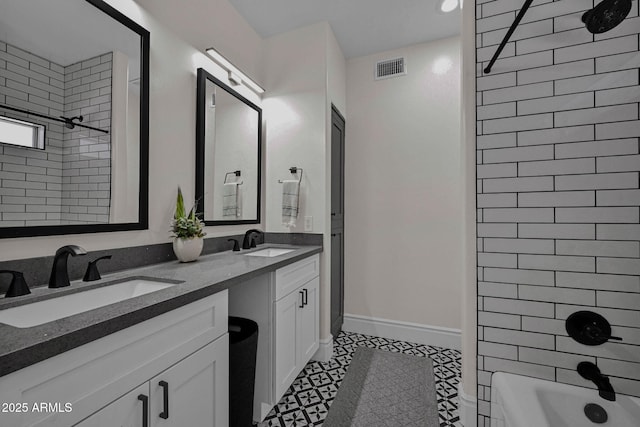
[490,372,640,427]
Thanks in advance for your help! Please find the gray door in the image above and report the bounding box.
[330,105,345,338]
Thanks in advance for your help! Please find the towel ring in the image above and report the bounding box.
[278,167,303,184]
[224,170,243,185]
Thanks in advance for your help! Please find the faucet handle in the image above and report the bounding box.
[566,311,624,345]
[0,270,31,298]
[83,255,112,282]
[227,239,240,252]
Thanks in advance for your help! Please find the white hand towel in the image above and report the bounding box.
[223,182,239,218]
[282,179,300,227]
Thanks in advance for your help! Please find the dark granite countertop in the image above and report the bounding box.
[0,244,322,377]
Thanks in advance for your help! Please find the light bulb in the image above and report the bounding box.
[440,0,459,13]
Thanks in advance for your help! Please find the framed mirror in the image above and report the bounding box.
[195,68,261,225]
[0,0,149,238]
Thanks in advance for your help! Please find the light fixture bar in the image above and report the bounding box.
[205,47,265,94]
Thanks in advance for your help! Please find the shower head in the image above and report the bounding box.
[582,0,632,34]
[60,115,84,129]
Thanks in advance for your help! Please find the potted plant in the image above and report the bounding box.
[171,187,206,262]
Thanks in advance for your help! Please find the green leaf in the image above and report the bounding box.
[170,187,206,239]
[175,187,186,219]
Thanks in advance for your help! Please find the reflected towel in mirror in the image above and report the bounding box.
[282,180,299,227]
[223,182,240,217]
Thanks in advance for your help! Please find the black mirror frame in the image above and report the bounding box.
[195,67,262,226]
[0,0,150,239]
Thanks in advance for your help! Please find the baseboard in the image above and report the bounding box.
[342,314,461,350]
[458,383,477,427]
[312,334,333,362]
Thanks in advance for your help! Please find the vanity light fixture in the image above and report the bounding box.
[205,47,265,94]
[228,71,242,86]
[437,0,459,13]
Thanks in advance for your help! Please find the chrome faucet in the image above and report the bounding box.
[578,362,616,401]
[49,245,87,288]
[242,229,263,250]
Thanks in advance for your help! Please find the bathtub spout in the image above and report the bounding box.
[577,362,616,401]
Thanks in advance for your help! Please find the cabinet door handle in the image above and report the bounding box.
[137,394,149,427]
[159,380,169,419]
[299,290,304,308]
[302,288,308,307]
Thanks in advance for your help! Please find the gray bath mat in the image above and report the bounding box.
[323,347,439,427]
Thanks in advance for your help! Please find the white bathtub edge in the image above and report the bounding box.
[459,382,478,427]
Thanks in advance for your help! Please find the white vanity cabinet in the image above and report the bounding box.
[228,254,320,422]
[76,336,229,427]
[73,383,150,427]
[273,254,320,401]
[148,336,228,427]
[0,290,229,427]
[274,276,319,399]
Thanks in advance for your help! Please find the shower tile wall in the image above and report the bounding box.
[475,0,640,425]
[61,53,112,224]
[0,42,112,226]
[0,42,64,226]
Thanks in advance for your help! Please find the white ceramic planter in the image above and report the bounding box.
[173,237,204,262]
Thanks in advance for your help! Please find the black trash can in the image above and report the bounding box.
[229,316,259,427]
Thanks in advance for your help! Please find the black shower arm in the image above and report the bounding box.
[484,0,534,74]
[0,104,109,134]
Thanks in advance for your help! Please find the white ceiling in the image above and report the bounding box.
[227,0,461,59]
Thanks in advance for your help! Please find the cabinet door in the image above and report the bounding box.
[274,288,301,399]
[297,277,319,366]
[150,334,229,427]
[74,383,150,427]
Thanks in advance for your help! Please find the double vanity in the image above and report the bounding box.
[0,1,320,426]
[0,244,322,427]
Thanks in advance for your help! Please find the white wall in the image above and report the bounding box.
[111,50,139,223]
[344,37,463,330]
[0,0,263,261]
[461,0,478,404]
[327,26,347,115]
[262,22,347,340]
[134,0,263,85]
[263,22,327,234]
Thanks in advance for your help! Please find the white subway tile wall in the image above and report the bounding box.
[0,42,111,226]
[61,52,112,224]
[475,0,640,425]
[0,43,64,225]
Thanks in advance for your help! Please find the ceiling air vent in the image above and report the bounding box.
[375,57,406,80]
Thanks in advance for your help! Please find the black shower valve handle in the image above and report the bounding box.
[83,255,112,282]
[566,311,623,346]
[583,323,623,342]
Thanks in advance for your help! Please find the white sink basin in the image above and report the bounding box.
[245,248,295,257]
[0,279,175,328]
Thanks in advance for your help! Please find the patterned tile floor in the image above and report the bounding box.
[258,331,462,427]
